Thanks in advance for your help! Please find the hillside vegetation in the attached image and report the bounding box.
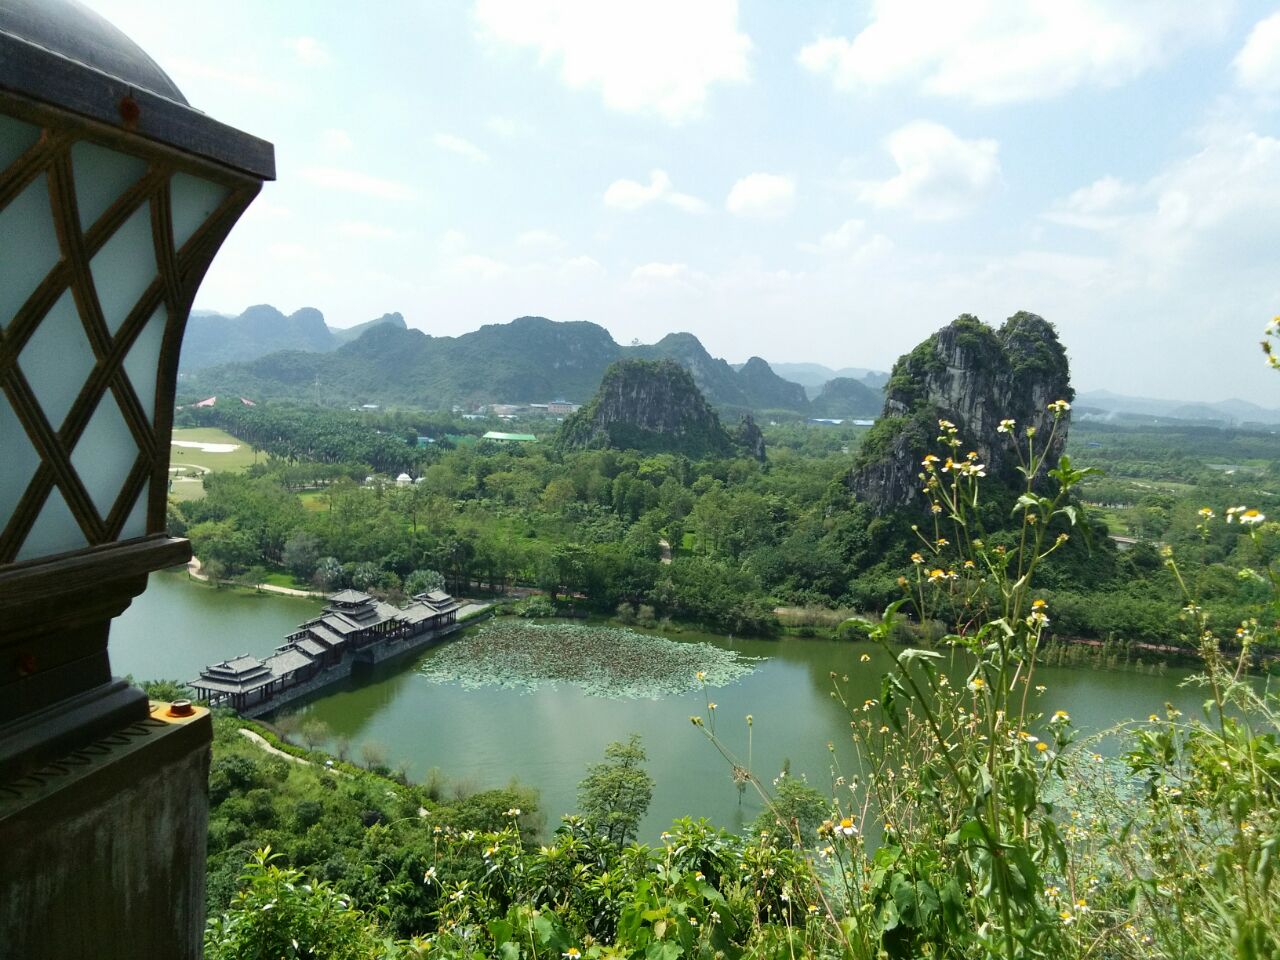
[183,315,818,414]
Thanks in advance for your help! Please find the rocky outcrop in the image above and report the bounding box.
[734,413,767,463]
[849,312,1073,513]
[557,359,737,457]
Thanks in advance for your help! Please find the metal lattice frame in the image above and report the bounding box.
[0,92,260,566]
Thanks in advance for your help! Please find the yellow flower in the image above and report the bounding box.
[564,949,582,959]
[838,817,857,836]
[696,670,706,681]
[968,676,986,691]
[911,552,924,564]
[859,654,871,663]
[1036,742,1049,753]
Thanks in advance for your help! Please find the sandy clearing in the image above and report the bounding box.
[172,440,240,453]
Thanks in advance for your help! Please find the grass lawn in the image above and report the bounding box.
[263,570,310,590]
[168,427,256,501]
[299,491,328,512]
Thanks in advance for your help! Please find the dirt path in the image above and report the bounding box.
[239,728,312,765]
[186,556,324,598]
[658,538,673,565]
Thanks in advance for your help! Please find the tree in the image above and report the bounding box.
[404,567,446,597]
[577,734,653,848]
[299,717,330,751]
[202,557,227,588]
[238,565,269,591]
[751,775,829,846]
[282,530,321,580]
[312,556,344,591]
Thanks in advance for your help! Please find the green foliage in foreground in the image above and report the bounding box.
[205,393,1280,959]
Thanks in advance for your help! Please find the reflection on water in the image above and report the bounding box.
[113,576,1204,841]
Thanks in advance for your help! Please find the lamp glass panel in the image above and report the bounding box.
[0,398,40,526]
[119,479,149,540]
[88,204,156,335]
[71,140,148,232]
[17,290,97,430]
[170,172,230,251]
[0,114,40,172]
[121,306,167,422]
[69,391,139,519]
[15,486,86,562]
[0,174,60,331]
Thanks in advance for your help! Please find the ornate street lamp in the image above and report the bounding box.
[0,1,273,954]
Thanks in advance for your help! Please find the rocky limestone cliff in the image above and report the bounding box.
[734,413,767,463]
[849,312,1073,513]
[557,359,738,458]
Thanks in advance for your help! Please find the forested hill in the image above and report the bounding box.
[556,359,740,458]
[181,305,406,370]
[181,315,816,414]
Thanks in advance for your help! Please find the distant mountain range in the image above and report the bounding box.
[180,311,867,415]
[182,305,407,370]
[1075,390,1280,427]
[754,362,890,396]
[180,306,1280,425]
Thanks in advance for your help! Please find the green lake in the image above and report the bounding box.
[114,572,1206,839]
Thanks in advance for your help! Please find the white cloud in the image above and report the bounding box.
[288,36,331,67]
[603,170,707,213]
[799,0,1228,105]
[725,173,795,219]
[301,166,416,201]
[631,262,692,281]
[475,0,751,122]
[438,230,469,255]
[517,229,564,249]
[320,128,353,153]
[800,218,893,259]
[486,115,534,138]
[166,57,286,98]
[857,122,999,220]
[445,254,510,281]
[1235,12,1280,93]
[560,255,603,276]
[628,262,706,292]
[1042,175,1137,229]
[434,133,491,164]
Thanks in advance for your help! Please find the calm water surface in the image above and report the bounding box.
[115,572,1204,839]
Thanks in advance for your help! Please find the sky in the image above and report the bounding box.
[84,0,1280,404]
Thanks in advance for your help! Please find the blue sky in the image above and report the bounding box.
[87,1,1280,403]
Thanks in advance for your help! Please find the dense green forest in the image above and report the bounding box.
[171,400,1280,650]
[169,383,1280,959]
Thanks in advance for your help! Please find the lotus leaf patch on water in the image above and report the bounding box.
[418,620,762,699]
